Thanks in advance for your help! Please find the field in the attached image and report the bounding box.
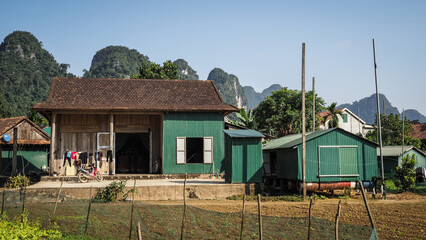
[1,190,425,239]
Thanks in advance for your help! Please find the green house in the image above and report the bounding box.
[0,116,51,175]
[224,130,264,183]
[32,78,238,176]
[379,145,426,177]
[263,128,378,187]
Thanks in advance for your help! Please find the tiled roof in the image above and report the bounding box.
[32,78,239,114]
[411,123,426,139]
[0,116,51,145]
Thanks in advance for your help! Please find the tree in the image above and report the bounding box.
[233,108,256,129]
[29,109,49,128]
[366,113,421,148]
[0,90,12,118]
[325,102,343,128]
[394,154,417,192]
[253,87,325,137]
[132,60,182,80]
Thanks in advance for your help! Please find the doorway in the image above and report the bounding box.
[115,133,150,174]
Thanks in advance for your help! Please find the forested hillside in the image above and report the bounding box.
[0,31,74,117]
[83,45,149,78]
[207,68,247,108]
[173,59,199,80]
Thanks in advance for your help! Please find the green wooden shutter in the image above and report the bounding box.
[319,147,340,182]
[339,147,358,181]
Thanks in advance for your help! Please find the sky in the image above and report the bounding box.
[1,0,425,115]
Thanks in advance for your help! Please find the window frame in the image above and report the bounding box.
[176,137,213,165]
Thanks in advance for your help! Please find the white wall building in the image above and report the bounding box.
[319,108,373,137]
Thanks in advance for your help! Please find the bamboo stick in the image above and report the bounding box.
[137,222,143,240]
[53,167,66,218]
[358,181,376,230]
[258,194,263,240]
[180,173,187,240]
[308,198,313,240]
[21,181,27,222]
[335,200,341,240]
[240,194,246,240]
[84,187,92,235]
[129,179,137,240]
[1,190,5,216]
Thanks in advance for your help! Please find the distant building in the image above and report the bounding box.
[379,145,426,178]
[319,108,373,137]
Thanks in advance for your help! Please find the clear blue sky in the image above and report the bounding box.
[1,0,425,115]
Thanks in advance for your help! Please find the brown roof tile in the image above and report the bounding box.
[0,116,51,144]
[32,78,239,114]
[0,116,27,135]
[411,123,426,139]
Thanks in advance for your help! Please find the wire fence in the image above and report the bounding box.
[0,189,375,240]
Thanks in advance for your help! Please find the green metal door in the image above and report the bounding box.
[339,147,358,181]
[319,147,340,182]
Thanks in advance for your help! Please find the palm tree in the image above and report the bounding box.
[325,102,342,128]
[235,108,255,129]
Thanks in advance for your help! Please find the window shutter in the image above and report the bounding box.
[177,137,186,164]
[204,137,213,164]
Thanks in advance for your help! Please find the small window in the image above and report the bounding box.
[343,114,348,123]
[176,137,213,164]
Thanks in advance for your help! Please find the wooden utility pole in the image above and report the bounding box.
[50,113,56,176]
[12,128,17,176]
[372,39,386,199]
[301,43,307,200]
[312,77,316,131]
[402,108,405,154]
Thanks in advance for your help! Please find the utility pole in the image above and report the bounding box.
[372,39,386,199]
[12,128,17,176]
[312,77,316,132]
[402,108,405,154]
[301,43,307,200]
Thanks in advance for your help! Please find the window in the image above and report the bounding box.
[176,137,213,164]
[342,114,348,123]
[318,145,359,178]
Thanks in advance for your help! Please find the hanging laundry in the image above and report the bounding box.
[107,150,113,163]
[63,151,71,167]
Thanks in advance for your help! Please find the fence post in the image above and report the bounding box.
[1,190,5,216]
[21,181,27,222]
[137,222,143,240]
[129,179,137,240]
[84,187,92,235]
[258,194,262,240]
[308,198,313,240]
[240,194,246,240]
[335,200,341,240]
[358,181,376,230]
[180,173,187,240]
[53,167,66,218]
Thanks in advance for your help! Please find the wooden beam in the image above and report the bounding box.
[109,113,114,175]
[50,113,56,176]
[12,127,17,176]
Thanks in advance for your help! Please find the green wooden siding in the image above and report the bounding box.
[1,145,49,174]
[400,149,426,169]
[225,137,262,183]
[163,112,225,174]
[273,129,378,182]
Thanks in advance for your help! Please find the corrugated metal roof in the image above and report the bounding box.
[263,127,378,150]
[223,129,264,138]
[379,145,426,157]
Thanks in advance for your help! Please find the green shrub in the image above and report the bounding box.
[94,181,134,202]
[7,174,30,190]
[0,214,62,239]
[394,154,417,192]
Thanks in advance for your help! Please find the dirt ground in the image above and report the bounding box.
[146,192,426,240]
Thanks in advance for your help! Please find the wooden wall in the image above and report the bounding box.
[52,113,162,175]
[3,121,47,141]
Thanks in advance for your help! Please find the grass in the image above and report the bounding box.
[226,194,304,202]
[383,179,426,195]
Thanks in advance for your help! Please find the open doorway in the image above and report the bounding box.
[115,133,150,174]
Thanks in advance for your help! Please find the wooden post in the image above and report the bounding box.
[301,43,307,200]
[180,173,187,240]
[335,200,342,240]
[21,182,27,222]
[312,77,316,131]
[84,187,92,235]
[129,179,137,240]
[308,198,313,240]
[137,222,143,240]
[109,113,114,175]
[1,190,5,216]
[358,181,376,230]
[257,194,263,240]
[372,39,386,199]
[50,113,56,176]
[240,194,246,240]
[12,127,17,176]
[53,167,66,218]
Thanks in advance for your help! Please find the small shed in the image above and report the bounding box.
[0,116,50,175]
[379,145,426,177]
[263,128,378,190]
[224,129,264,183]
